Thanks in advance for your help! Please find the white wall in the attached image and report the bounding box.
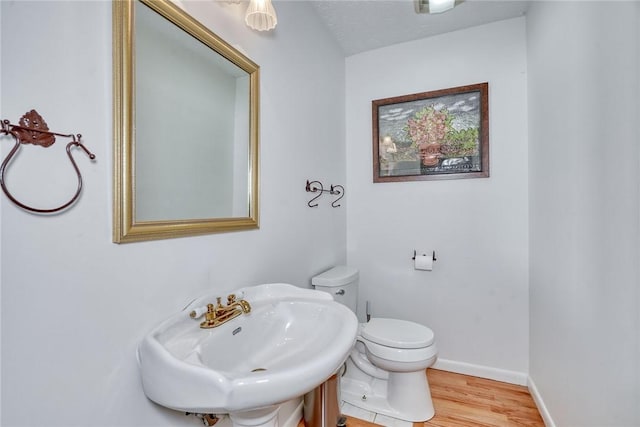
[345,18,529,376]
[0,1,345,425]
[528,2,640,426]
[0,1,3,422]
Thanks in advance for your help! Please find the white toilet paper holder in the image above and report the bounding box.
[412,250,436,262]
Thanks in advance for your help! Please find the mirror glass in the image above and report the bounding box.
[113,0,259,243]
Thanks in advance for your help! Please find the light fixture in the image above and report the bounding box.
[414,0,461,14]
[245,0,278,31]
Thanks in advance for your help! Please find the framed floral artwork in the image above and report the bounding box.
[372,83,489,182]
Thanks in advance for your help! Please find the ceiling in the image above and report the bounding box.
[309,0,530,55]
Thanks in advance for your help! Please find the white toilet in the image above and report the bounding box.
[312,266,438,422]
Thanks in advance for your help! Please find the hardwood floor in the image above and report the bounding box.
[303,369,545,427]
[420,369,544,427]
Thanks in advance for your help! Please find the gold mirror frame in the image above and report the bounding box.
[113,0,259,243]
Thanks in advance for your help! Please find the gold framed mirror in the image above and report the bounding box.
[113,0,259,243]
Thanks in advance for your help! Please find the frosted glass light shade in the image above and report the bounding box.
[414,0,459,14]
[427,0,455,13]
[245,0,277,31]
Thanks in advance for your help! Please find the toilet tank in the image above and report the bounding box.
[312,266,358,314]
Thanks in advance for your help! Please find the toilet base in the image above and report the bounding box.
[341,369,435,422]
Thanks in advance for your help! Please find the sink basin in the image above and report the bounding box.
[137,283,358,414]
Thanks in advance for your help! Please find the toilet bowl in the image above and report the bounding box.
[312,266,438,422]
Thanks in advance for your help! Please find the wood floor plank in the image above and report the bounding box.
[424,369,544,427]
[300,369,545,427]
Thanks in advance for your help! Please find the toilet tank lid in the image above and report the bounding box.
[312,266,359,287]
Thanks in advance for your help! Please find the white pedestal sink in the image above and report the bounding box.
[137,283,358,427]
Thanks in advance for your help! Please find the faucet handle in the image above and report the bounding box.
[189,305,208,319]
[204,303,217,322]
[227,294,236,305]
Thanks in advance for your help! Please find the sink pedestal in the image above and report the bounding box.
[230,406,279,427]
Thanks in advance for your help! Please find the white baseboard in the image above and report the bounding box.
[527,376,556,427]
[432,358,528,386]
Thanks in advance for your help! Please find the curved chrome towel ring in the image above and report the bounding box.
[0,110,96,214]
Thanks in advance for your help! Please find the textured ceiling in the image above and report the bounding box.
[309,0,530,55]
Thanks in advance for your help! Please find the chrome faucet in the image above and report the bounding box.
[192,294,251,329]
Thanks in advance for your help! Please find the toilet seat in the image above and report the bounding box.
[358,318,437,364]
[361,318,434,349]
[362,338,438,363]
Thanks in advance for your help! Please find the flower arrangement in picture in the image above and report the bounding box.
[405,106,479,167]
[406,106,449,167]
[406,106,450,147]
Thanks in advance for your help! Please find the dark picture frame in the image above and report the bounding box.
[372,83,489,182]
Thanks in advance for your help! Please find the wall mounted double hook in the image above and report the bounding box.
[305,179,345,208]
[0,110,96,214]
